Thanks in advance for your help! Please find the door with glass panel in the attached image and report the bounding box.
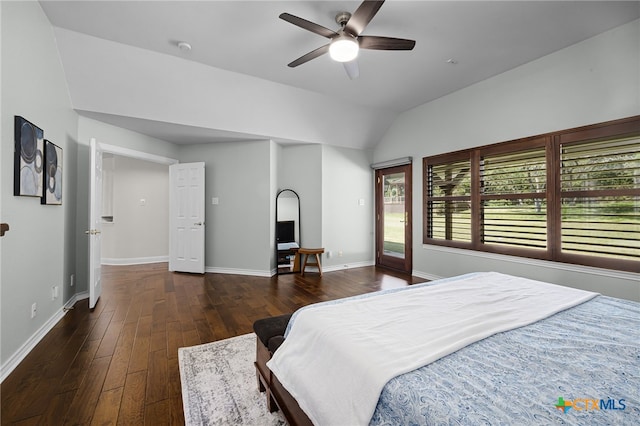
[375,164,412,273]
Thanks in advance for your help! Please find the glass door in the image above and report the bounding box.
[375,164,412,273]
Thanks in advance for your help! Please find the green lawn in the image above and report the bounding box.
[383,212,405,255]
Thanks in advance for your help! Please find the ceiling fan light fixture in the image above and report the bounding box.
[329,36,359,62]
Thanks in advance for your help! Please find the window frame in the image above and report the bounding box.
[423,115,640,273]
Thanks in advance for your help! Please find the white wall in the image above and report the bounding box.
[374,19,640,300]
[1,1,78,368]
[101,156,169,264]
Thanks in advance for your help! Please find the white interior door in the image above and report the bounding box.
[169,162,205,273]
[88,138,103,309]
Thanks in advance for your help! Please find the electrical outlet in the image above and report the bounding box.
[51,286,59,300]
[31,303,37,319]
[338,251,343,257]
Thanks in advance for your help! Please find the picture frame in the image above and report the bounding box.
[41,140,63,205]
[14,116,44,197]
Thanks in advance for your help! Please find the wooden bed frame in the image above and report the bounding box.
[254,334,313,426]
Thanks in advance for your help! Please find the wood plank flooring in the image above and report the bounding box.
[1,263,425,425]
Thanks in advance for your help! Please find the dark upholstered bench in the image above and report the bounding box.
[253,314,315,426]
[254,313,291,354]
[253,314,292,412]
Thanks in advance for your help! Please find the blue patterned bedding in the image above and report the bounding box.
[370,295,640,425]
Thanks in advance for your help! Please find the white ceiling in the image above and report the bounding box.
[39,1,639,147]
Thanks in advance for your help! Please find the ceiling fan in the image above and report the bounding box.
[280,0,416,79]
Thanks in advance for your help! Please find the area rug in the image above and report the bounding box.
[178,333,286,425]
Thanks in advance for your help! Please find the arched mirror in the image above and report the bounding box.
[275,189,300,274]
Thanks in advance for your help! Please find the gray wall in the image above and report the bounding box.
[276,144,374,271]
[322,146,374,268]
[178,140,273,275]
[278,145,323,249]
[374,19,640,300]
[1,1,79,366]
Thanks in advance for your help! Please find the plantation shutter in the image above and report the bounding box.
[560,136,640,260]
[424,155,472,243]
[480,146,547,249]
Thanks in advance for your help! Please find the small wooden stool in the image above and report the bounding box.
[298,248,324,276]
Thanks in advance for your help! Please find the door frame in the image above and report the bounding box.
[88,142,177,307]
[375,163,413,273]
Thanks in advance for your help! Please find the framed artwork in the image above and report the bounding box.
[41,140,63,205]
[14,116,44,197]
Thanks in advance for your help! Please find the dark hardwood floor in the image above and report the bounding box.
[1,263,425,425]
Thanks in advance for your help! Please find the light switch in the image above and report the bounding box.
[211,197,219,205]
[139,198,146,206]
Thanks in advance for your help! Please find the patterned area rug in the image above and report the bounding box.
[178,333,286,425]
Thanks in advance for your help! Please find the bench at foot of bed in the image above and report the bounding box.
[253,314,313,426]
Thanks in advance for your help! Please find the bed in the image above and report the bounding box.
[254,272,640,425]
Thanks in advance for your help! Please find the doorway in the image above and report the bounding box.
[375,164,412,273]
[88,141,178,307]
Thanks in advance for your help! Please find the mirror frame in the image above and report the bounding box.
[275,188,301,275]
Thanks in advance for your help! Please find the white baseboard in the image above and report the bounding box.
[72,291,90,302]
[101,256,169,266]
[322,260,375,273]
[1,309,64,383]
[412,270,443,281]
[206,261,377,278]
[205,266,273,277]
[0,291,90,383]
[271,260,377,277]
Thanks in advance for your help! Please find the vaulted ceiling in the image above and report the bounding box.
[40,1,639,149]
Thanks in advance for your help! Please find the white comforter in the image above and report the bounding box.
[266,272,598,425]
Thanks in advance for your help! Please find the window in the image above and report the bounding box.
[558,133,640,268]
[425,154,471,245]
[480,141,547,250]
[423,116,640,272]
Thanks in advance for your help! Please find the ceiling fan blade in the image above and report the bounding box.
[279,13,338,39]
[343,60,360,79]
[345,0,385,36]
[358,36,416,50]
[287,44,330,67]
